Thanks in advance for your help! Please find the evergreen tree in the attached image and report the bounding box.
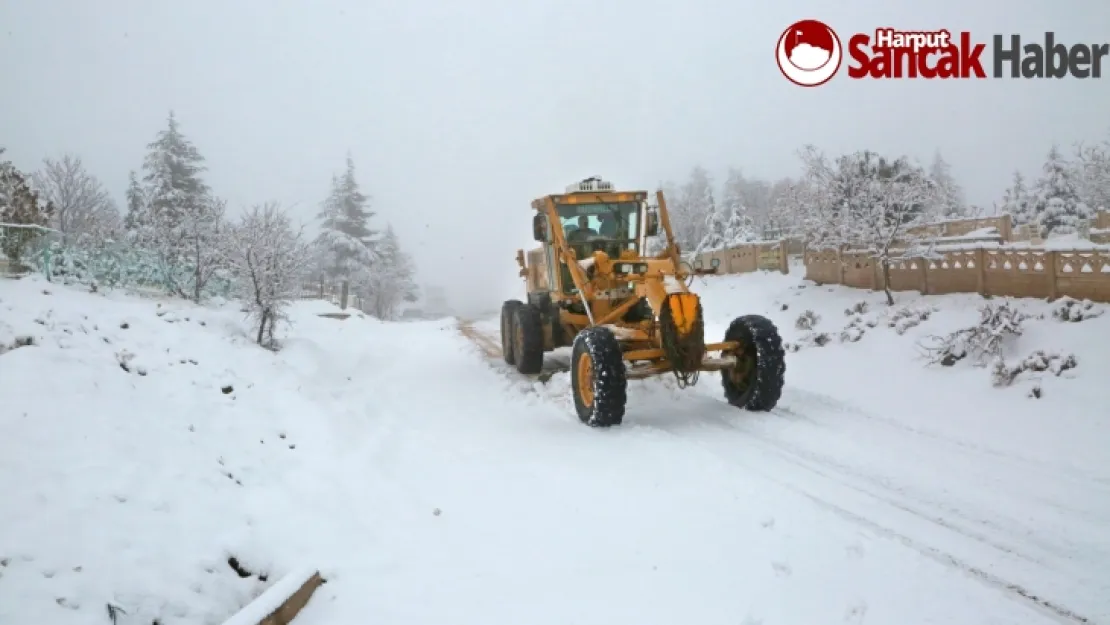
[336,155,376,245]
[124,170,146,231]
[141,110,209,230]
[696,209,729,253]
[673,166,715,250]
[364,224,418,319]
[315,155,378,280]
[723,209,756,245]
[720,169,748,228]
[136,111,224,299]
[1034,145,1090,235]
[1075,137,1110,212]
[1001,171,1034,226]
[0,148,55,268]
[928,151,966,218]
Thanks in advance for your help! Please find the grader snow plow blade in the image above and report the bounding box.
[622,342,740,380]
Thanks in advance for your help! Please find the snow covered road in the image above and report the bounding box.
[294,306,1107,624]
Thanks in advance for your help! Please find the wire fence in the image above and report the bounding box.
[0,223,233,298]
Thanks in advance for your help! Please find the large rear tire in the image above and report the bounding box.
[721,314,785,411]
[500,300,523,365]
[512,304,544,374]
[570,326,627,427]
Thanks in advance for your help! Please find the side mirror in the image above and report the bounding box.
[532,213,547,242]
[644,208,659,237]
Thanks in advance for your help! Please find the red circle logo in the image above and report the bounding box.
[776,20,842,87]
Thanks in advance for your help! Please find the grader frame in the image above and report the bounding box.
[501,178,785,427]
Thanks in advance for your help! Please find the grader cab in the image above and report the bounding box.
[501,177,786,427]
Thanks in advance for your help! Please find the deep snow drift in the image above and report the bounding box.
[1,271,1108,625]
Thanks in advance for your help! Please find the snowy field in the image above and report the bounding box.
[2,271,1109,625]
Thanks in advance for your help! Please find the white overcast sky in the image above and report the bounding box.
[2,0,1108,313]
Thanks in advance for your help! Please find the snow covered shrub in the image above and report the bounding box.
[1052,297,1103,322]
[920,302,1025,367]
[991,351,1076,387]
[844,301,869,316]
[787,332,831,351]
[887,306,933,335]
[0,335,35,355]
[840,318,866,343]
[795,310,820,330]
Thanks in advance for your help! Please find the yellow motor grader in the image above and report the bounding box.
[501,176,786,427]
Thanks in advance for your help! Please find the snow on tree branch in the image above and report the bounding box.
[225,202,310,348]
[795,145,940,305]
[1,150,55,269]
[1033,144,1090,236]
[356,224,418,320]
[315,156,379,281]
[33,153,121,247]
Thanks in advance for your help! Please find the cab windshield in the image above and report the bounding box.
[556,201,641,258]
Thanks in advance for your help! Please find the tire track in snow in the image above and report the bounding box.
[457,320,571,384]
[770,389,1110,563]
[784,387,1110,492]
[461,321,1097,625]
[458,320,502,359]
[713,401,1062,565]
[634,396,1097,625]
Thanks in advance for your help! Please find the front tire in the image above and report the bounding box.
[500,300,523,364]
[570,326,627,427]
[721,314,785,411]
[512,304,544,374]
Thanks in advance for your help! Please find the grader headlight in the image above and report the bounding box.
[614,263,649,275]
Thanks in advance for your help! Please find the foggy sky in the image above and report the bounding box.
[2,0,1108,315]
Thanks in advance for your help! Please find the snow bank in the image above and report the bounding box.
[687,271,1109,444]
[0,275,363,625]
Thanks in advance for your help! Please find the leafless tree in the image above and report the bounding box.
[183,196,227,302]
[795,146,939,305]
[226,202,310,348]
[33,154,120,245]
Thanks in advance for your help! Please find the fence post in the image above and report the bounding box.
[779,240,788,274]
[340,280,349,309]
[919,255,929,294]
[1046,251,1059,300]
[836,247,845,284]
[999,213,1013,242]
[975,248,987,296]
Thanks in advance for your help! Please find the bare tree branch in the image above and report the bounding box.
[33,154,120,245]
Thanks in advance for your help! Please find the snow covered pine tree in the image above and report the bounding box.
[365,224,419,320]
[133,111,225,300]
[0,148,54,271]
[1034,145,1091,235]
[314,155,378,299]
